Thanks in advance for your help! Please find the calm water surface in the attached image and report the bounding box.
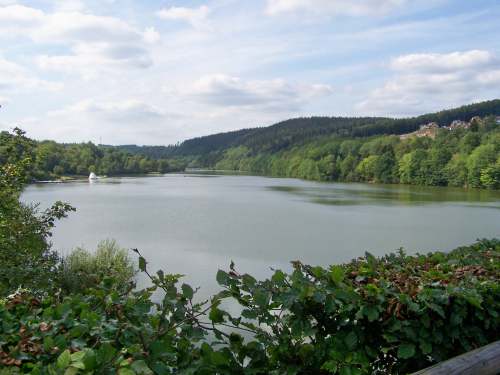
[22,174,500,297]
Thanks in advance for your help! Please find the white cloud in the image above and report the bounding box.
[37,43,153,78]
[157,5,210,28]
[35,12,145,44]
[0,4,44,24]
[27,98,183,144]
[143,27,160,44]
[183,74,333,112]
[391,50,497,73]
[51,0,86,12]
[0,57,61,92]
[0,5,158,75]
[49,99,167,122]
[358,50,500,116]
[266,0,407,16]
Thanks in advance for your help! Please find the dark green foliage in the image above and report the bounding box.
[0,131,185,182]
[0,240,498,373]
[210,116,500,188]
[106,101,500,189]
[0,129,75,296]
[110,99,500,159]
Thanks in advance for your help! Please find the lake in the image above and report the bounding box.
[22,173,500,298]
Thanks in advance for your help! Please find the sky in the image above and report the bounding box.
[0,0,499,145]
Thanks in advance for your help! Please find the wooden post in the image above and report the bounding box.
[411,340,500,375]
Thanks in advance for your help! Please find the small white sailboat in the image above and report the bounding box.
[88,172,98,181]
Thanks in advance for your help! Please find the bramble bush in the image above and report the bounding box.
[0,240,498,374]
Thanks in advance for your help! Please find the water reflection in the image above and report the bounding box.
[267,184,500,207]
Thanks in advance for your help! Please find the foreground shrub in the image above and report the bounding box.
[0,128,74,297]
[0,239,498,374]
[58,239,136,295]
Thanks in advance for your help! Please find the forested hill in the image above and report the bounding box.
[114,99,500,158]
[0,129,185,182]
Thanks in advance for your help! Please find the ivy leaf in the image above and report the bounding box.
[398,343,416,359]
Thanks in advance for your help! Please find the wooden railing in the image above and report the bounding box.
[411,340,500,375]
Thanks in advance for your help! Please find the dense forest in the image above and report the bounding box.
[113,99,500,158]
[1,128,499,373]
[0,129,185,181]
[1,100,499,188]
[211,115,500,189]
[110,100,500,189]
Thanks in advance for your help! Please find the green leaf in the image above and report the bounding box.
[272,270,286,283]
[242,274,257,288]
[139,256,147,272]
[57,350,71,369]
[70,351,86,368]
[64,368,79,375]
[216,270,229,285]
[398,343,416,359]
[344,331,358,350]
[131,360,154,375]
[330,266,344,284]
[364,306,379,322]
[254,290,271,307]
[83,349,97,370]
[209,306,224,323]
[181,283,194,299]
[119,369,135,375]
[43,336,55,352]
[97,343,116,365]
[211,351,230,366]
[420,341,432,354]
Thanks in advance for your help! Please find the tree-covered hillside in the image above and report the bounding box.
[113,99,500,158]
[213,116,500,189]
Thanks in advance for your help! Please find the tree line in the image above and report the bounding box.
[111,99,500,158]
[0,129,185,181]
[208,116,500,189]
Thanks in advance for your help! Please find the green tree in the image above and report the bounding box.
[467,144,497,187]
[356,155,379,182]
[0,129,74,296]
[479,159,500,189]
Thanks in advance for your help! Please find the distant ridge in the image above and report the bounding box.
[114,99,500,158]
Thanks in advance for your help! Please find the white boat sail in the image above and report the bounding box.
[88,172,98,181]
